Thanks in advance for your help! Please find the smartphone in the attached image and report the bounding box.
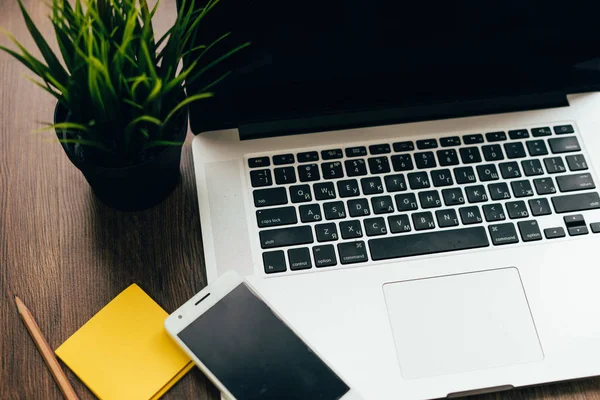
[165,271,362,400]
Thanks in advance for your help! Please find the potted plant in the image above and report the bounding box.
[1,0,248,211]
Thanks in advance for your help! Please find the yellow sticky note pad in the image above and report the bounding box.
[56,284,194,400]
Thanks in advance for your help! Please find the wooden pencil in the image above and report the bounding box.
[15,296,79,400]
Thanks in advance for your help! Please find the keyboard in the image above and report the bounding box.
[246,123,600,274]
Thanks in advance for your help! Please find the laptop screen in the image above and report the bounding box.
[186,0,600,135]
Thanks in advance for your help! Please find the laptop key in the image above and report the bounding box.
[321,149,343,160]
[489,223,519,245]
[506,201,529,219]
[321,162,344,179]
[483,203,506,222]
[348,199,371,217]
[465,185,488,203]
[566,154,588,171]
[549,137,580,154]
[416,139,438,149]
[522,159,544,176]
[260,226,313,249]
[254,187,287,207]
[263,251,286,274]
[556,173,595,192]
[340,220,363,239]
[372,195,395,214]
[435,209,459,228]
[488,182,511,200]
[338,241,368,264]
[544,157,566,174]
[518,220,542,242]
[248,157,270,168]
[440,136,461,147]
[369,144,391,154]
[297,151,319,163]
[345,146,367,157]
[454,166,477,184]
[289,184,312,203]
[459,147,482,164]
[552,192,600,213]
[368,226,489,261]
[298,163,320,182]
[288,248,312,271]
[459,206,483,224]
[361,177,384,194]
[408,172,430,189]
[463,134,484,144]
[368,157,391,174]
[415,152,437,169]
[345,159,368,177]
[499,162,522,179]
[504,142,526,159]
[395,193,418,211]
[431,169,454,187]
[533,178,556,195]
[299,204,323,223]
[314,182,336,200]
[544,227,566,239]
[529,198,552,216]
[590,222,600,233]
[388,215,412,233]
[324,201,346,220]
[250,169,273,187]
[315,223,338,242]
[384,174,407,192]
[393,141,415,152]
[313,245,337,268]
[532,127,552,137]
[442,188,465,206]
[412,212,436,230]
[511,180,534,198]
[482,144,504,161]
[337,179,361,198]
[419,190,442,209]
[437,149,460,166]
[509,129,529,139]
[364,217,387,236]
[256,206,297,228]
[486,131,507,142]
[274,167,297,184]
[273,153,295,165]
[391,154,414,171]
[477,164,500,182]
[526,140,548,157]
[554,124,574,135]
[568,225,589,236]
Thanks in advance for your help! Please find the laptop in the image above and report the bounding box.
[184,0,600,398]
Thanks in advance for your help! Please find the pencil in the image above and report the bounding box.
[15,296,79,400]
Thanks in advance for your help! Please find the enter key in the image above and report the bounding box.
[556,173,595,192]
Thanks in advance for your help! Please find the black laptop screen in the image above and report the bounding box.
[185,0,600,134]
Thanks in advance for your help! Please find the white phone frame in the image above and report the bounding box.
[165,271,363,400]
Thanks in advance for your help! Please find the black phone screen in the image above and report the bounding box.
[178,283,350,400]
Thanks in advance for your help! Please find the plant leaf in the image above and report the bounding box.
[16,0,69,84]
[162,92,213,129]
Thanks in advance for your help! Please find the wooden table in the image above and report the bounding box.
[1,2,599,399]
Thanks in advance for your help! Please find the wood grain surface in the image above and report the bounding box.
[1,1,599,399]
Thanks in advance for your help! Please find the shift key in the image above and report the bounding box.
[260,226,313,249]
[552,192,600,213]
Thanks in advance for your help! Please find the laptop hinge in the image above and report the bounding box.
[238,92,568,140]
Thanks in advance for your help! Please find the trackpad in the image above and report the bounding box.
[383,268,544,379]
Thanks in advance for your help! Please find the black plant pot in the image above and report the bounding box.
[54,103,188,212]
